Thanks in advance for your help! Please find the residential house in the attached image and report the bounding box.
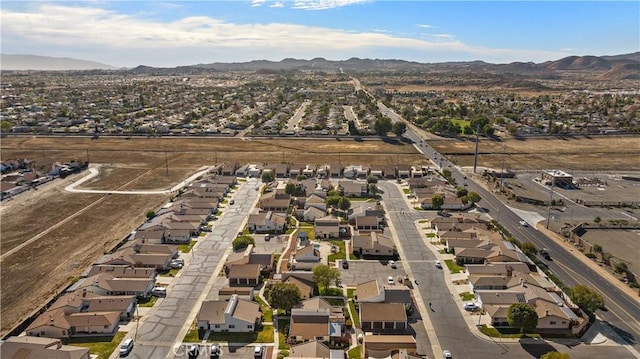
[359,302,408,333]
[396,165,411,179]
[284,275,314,300]
[259,191,292,212]
[355,216,381,232]
[287,340,331,358]
[218,286,255,301]
[355,279,385,303]
[347,206,383,225]
[289,308,330,343]
[338,180,368,197]
[362,335,417,359]
[291,245,322,271]
[70,272,155,298]
[1,336,90,359]
[228,264,261,287]
[247,211,287,233]
[369,165,384,179]
[352,232,396,257]
[26,308,120,339]
[314,216,341,239]
[197,295,261,332]
[328,163,343,178]
[301,206,326,222]
[226,245,274,275]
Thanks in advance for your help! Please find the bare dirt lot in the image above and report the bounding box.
[579,229,640,276]
[430,135,640,171]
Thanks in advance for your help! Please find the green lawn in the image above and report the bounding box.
[348,300,360,327]
[347,288,355,299]
[347,346,362,359]
[444,259,465,274]
[328,240,357,262]
[137,296,158,307]
[158,268,180,277]
[451,118,471,129]
[69,332,126,359]
[403,188,412,194]
[206,325,273,343]
[418,219,429,223]
[278,332,290,349]
[478,325,541,339]
[459,292,475,301]
[178,240,197,253]
[426,232,437,238]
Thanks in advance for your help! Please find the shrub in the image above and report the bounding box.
[585,252,597,259]
[233,235,255,251]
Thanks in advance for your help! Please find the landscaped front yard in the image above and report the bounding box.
[69,332,126,359]
[178,240,197,253]
[444,259,465,274]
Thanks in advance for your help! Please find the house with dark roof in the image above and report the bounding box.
[314,216,341,239]
[228,264,261,287]
[289,308,330,343]
[197,295,261,332]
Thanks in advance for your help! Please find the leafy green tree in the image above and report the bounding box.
[507,303,538,334]
[431,194,444,210]
[456,187,468,198]
[569,284,604,315]
[327,195,340,207]
[614,262,629,274]
[463,126,474,135]
[442,169,452,180]
[467,191,481,204]
[337,197,351,211]
[392,121,407,136]
[521,242,538,257]
[146,210,156,220]
[261,171,274,183]
[313,264,341,293]
[296,174,307,181]
[541,351,570,359]
[268,282,301,314]
[368,184,378,196]
[594,216,602,224]
[0,120,12,131]
[366,175,378,184]
[232,235,255,251]
[592,244,603,255]
[374,117,393,136]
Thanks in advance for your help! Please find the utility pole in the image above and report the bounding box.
[546,179,555,229]
[86,148,89,163]
[473,124,480,173]
[499,143,506,192]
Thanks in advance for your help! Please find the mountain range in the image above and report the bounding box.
[2,52,639,80]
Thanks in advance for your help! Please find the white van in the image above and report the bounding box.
[254,345,263,358]
[119,338,134,357]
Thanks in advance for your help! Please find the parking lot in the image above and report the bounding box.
[339,259,409,287]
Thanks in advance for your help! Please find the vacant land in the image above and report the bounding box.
[430,135,640,171]
[579,229,640,276]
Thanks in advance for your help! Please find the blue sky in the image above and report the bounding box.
[1,1,638,67]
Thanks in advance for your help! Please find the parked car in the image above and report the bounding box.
[342,260,349,269]
[443,349,453,358]
[229,199,235,205]
[119,338,134,357]
[253,345,263,358]
[434,260,442,269]
[169,260,183,269]
[151,287,167,296]
[387,276,395,285]
[264,234,271,241]
[201,226,212,232]
[388,260,397,269]
[519,220,528,227]
[463,302,480,311]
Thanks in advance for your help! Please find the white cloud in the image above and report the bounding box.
[416,24,433,28]
[558,47,575,52]
[270,1,285,8]
[251,0,267,7]
[0,3,569,67]
[292,0,369,10]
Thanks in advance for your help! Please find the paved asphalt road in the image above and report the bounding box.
[379,181,638,359]
[126,178,260,359]
[398,125,640,355]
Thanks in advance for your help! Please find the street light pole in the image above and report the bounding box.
[546,179,555,229]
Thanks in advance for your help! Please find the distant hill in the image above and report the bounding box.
[1,54,118,71]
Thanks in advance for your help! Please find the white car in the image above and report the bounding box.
[388,260,397,269]
[443,350,453,359]
[519,220,528,227]
[151,287,167,296]
[387,276,395,285]
[463,302,480,311]
[434,260,442,269]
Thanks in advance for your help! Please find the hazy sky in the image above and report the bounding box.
[1,1,638,67]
